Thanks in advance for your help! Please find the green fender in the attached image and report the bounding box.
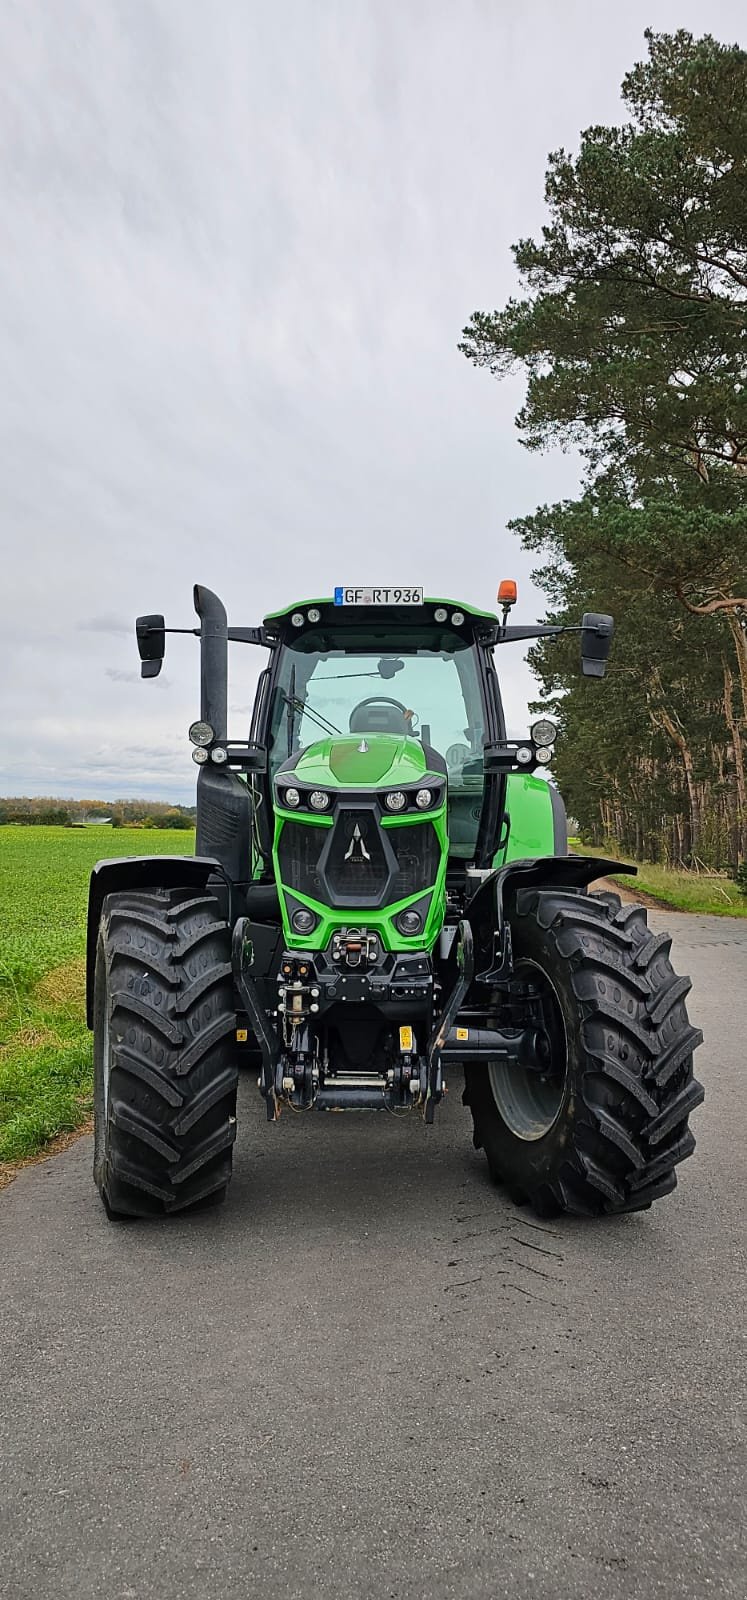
[496,773,568,866]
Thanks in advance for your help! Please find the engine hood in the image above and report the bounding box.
[290,734,431,789]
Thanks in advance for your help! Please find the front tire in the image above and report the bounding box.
[93,887,238,1219]
[464,889,704,1217]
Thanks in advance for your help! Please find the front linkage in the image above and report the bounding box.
[232,852,638,1123]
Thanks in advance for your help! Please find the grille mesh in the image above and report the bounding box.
[277,822,325,899]
[276,812,441,907]
[388,822,441,898]
[324,811,390,900]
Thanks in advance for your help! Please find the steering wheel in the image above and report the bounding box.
[349,696,416,732]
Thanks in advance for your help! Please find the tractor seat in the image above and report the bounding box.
[349,703,410,735]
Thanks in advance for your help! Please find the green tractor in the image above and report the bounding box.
[86,583,703,1220]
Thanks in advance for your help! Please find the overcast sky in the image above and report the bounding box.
[1,0,742,802]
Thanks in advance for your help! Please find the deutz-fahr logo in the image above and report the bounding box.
[344,823,372,863]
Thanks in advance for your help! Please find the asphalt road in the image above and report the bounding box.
[1,911,745,1600]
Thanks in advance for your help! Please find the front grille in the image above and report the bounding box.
[324,810,390,900]
[277,821,325,900]
[276,810,442,909]
[388,822,441,899]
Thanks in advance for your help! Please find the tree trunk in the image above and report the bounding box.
[722,653,747,864]
[726,612,747,727]
[650,706,700,860]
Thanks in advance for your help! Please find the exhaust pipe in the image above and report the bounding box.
[193,585,228,742]
[192,586,250,889]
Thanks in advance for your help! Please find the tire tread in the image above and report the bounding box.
[465,888,703,1218]
[94,886,238,1220]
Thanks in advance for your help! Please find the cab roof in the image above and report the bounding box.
[263,596,499,642]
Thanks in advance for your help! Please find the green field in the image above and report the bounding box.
[0,826,196,1166]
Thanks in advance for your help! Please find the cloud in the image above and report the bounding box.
[77,616,132,637]
[3,0,734,798]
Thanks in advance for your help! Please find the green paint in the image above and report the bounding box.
[497,773,557,864]
[275,878,447,954]
[270,730,559,953]
[274,807,333,826]
[272,758,449,951]
[289,733,434,789]
[264,595,499,626]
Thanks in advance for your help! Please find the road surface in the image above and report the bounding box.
[1,910,745,1600]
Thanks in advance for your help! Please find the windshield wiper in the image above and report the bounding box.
[281,693,341,741]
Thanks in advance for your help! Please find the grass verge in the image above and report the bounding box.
[571,841,747,917]
[0,826,196,1166]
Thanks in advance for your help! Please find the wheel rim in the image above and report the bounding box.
[487,959,567,1141]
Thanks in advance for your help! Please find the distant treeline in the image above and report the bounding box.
[0,797,196,829]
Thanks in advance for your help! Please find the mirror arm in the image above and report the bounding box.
[138,625,273,647]
[497,624,579,643]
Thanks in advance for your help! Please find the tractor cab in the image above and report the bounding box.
[262,595,502,870]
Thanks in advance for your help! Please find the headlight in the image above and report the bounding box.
[189,720,214,747]
[192,747,209,765]
[397,910,423,936]
[516,746,533,765]
[535,746,553,765]
[451,611,465,626]
[434,607,448,623]
[385,791,407,812]
[292,908,317,934]
[309,790,330,811]
[531,717,557,746]
[291,612,304,627]
[415,788,433,809]
[210,745,228,764]
[283,786,301,808]
[307,607,321,623]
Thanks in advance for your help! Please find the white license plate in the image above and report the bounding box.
[334,586,423,606]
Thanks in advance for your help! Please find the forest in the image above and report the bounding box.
[461,29,747,871]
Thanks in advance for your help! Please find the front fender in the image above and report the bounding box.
[465,854,636,983]
[85,855,223,1027]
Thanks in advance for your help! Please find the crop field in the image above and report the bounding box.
[0,826,196,1167]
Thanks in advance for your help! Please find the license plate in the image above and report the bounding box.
[334,586,423,606]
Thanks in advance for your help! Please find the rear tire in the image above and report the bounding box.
[464,889,704,1217]
[93,887,238,1219]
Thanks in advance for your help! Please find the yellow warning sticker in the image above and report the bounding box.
[399,1025,414,1053]
[456,1027,469,1041]
[236,1028,248,1043]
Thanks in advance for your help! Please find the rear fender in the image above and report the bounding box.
[465,854,635,983]
[85,855,224,1027]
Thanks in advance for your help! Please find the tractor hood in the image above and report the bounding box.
[290,734,431,789]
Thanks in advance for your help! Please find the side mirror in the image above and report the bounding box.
[580,613,613,678]
[136,614,165,679]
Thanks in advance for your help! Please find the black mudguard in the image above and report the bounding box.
[465,854,635,984]
[85,855,224,1027]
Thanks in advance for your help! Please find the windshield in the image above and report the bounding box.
[268,642,487,858]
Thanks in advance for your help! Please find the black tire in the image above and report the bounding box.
[93,887,238,1219]
[464,889,704,1217]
